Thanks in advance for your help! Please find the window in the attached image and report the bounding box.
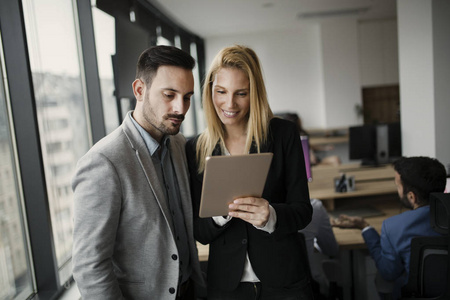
[0,32,34,300]
[157,26,173,46]
[91,2,119,134]
[183,42,205,138]
[22,0,92,283]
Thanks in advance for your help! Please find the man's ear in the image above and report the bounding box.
[132,79,145,101]
[407,191,418,207]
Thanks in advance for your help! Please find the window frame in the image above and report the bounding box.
[0,0,59,297]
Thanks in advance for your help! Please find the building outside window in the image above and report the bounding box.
[22,0,92,284]
[0,33,35,300]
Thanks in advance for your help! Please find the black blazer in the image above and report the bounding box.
[186,118,313,294]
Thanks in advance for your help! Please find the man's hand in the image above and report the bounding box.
[331,214,369,230]
[228,197,270,228]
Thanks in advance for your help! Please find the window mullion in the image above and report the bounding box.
[0,0,60,296]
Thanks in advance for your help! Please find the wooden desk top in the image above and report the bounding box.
[308,163,397,210]
[331,196,404,249]
[309,135,348,146]
[197,242,209,262]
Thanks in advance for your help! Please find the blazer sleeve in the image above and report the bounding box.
[362,224,404,281]
[72,151,125,299]
[269,120,313,237]
[185,138,229,245]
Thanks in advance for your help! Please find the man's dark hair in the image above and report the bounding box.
[135,45,196,86]
[393,156,447,205]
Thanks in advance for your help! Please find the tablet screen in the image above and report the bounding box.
[199,153,273,218]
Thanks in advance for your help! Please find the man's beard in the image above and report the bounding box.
[162,113,185,135]
[150,113,185,136]
[399,194,413,209]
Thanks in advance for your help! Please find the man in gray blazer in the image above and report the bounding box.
[72,46,204,299]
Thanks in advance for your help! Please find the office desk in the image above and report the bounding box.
[309,163,401,299]
[331,195,403,249]
[308,163,398,211]
[197,242,209,262]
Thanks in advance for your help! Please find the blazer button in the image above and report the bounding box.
[242,239,247,244]
[172,254,178,260]
[169,287,176,294]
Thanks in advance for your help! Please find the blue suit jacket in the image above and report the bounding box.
[362,205,442,295]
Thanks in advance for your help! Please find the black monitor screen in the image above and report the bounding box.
[388,122,402,159]
[349,125,376,163]
[349,123,401,165]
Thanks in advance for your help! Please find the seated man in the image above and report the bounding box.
[300,198,339,297]
[331,156,447,299]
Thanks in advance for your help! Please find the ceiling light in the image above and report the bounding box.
[297,7,370,19]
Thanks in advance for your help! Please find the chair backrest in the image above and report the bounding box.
[430,192,450,235]
[402,236,448,298]
[401,193,450,299]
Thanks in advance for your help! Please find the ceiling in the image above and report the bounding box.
[148,0,397,38]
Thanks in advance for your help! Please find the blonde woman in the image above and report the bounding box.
[186,45,313,299]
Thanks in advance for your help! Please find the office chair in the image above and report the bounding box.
[298,232,326,299]
[401,192,450,300]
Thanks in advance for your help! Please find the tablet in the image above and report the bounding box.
[199,153,273,218]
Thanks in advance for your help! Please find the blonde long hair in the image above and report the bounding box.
[196,45,273,173]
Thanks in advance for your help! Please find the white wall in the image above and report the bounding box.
[320,18,362,128]
[398,0,435,156]
[204,19,364,130]
[205,26,329,129]
[398,0,450,170]
[205,26,325,129]
[433,0,450,172]
[359,19,399,86]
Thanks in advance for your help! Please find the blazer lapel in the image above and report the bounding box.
[121,113,175,235]
[169,136,193,225]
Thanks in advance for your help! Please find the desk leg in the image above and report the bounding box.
[352,249,380,300]
[335,250,353,300]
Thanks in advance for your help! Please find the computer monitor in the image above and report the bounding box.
[300,135,313,182]
[349,122,402,166]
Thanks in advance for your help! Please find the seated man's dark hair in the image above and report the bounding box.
[393,156,446,206]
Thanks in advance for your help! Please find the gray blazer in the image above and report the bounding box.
[72,112,204,299]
